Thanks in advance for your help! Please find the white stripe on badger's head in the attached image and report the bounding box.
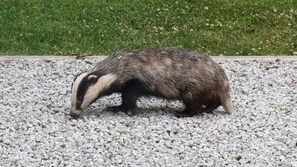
[70,72,117,118]
[80,74,117,109]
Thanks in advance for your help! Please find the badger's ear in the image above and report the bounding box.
[87,75,98,83]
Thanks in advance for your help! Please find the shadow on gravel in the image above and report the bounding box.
[81,106,227,118]
[82,106,177,118]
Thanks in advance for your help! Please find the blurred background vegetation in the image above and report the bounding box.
[0,0,296,55]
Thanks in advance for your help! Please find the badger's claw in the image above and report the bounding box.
[125,109,136,116]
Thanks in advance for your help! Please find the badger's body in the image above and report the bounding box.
[71,48,234,118]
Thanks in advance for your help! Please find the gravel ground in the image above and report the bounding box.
[0,56,296,167]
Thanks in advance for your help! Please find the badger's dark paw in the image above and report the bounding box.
[175,110,195,118]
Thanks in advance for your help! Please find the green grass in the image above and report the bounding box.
[0,0,296,55]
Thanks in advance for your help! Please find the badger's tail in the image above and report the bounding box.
[220,92,234,114]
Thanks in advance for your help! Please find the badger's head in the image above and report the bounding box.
[70,72,117,118]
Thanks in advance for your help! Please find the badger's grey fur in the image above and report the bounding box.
[70,48,234,118]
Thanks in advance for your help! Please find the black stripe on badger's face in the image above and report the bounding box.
[70,72,117,117]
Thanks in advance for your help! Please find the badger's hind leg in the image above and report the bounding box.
[175,100,201,118]
[175,94,221,117]
[200,100,221,113]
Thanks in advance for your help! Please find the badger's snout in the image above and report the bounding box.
[70,109,82,119]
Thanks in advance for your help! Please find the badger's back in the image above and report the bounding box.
[94,48,229,101]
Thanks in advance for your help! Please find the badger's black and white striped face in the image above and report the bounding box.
[70,72,117,118]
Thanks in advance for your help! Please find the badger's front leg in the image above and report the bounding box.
[107,91,138,116]
[121,89,139,116]
[108,79,142,116]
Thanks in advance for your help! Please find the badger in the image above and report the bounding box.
[70,48,234,118]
